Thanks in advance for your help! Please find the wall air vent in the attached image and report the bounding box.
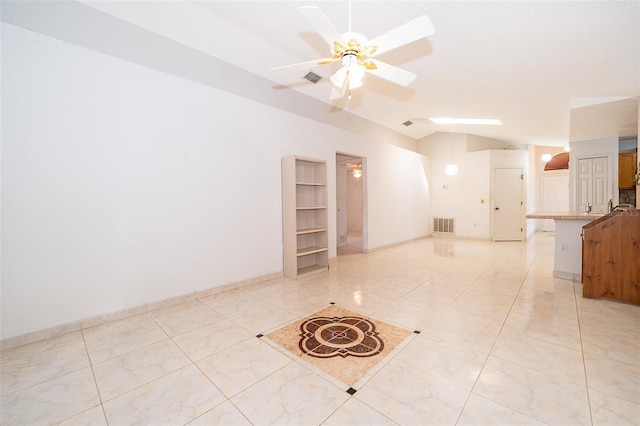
[402,120,414,127]
[303,72,322,83]
[433,217,455,234]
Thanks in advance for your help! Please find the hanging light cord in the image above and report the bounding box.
[450,125,454,164]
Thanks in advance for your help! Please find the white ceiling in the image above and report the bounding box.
[62,1,640,146]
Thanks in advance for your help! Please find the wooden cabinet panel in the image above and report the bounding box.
[618,152,637,189]
[582,208,640,304]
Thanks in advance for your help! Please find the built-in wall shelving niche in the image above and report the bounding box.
[282,156,329,279]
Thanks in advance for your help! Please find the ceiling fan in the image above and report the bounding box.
[271,3,435,100]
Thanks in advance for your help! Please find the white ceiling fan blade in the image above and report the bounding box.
[298,6,342,47]
[366,59,417,86]
[368,15,434,57]
[270,58,334,72]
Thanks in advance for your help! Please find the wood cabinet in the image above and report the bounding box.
[282,156,329,279]
[582,208,640,305]
[618,152,637,189]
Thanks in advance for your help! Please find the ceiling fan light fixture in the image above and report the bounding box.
[330,67,348,88]
[348,64,365,87]
[330,63,364,89]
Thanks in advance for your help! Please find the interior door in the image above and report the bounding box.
[493,168,523,241]
[577,158,593,212]
[577,157,609,213]
[540,173,569,232]
[591,157,609,212]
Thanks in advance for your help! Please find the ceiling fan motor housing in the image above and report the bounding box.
[340,54,358,67]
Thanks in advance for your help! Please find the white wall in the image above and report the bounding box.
[1,23,431,340]
[366,146,430,247]
[570,98,638,142]
[457,150,492,238]
[418,133,528,239]
[418,132,468,226]
[568,137,619,210]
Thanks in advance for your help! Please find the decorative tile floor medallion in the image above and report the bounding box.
[298,315,383,358]
[267,305,412,386]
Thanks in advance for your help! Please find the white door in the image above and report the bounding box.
[577,157,609,213]
[592,157,609,212]
[493,168,523,241]
[540,173,569,231]
[577,158,593,212]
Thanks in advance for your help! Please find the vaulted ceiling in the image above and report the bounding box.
[6,1,640,146]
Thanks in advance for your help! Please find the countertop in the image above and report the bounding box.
[526,211,607,220]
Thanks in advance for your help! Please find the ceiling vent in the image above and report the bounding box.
[303,72,322,84]
[402,120,414,127]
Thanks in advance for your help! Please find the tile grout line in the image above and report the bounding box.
[79,328,109,425]
[573,280,595,426]
[453,237,545,425]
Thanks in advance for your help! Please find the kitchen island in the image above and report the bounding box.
[526,211,606,281]
[582,208,640,304]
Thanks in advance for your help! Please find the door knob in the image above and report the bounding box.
[495,207,500,211]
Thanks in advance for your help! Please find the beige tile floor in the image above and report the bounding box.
[1,233,639,425]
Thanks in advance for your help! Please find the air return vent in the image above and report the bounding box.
[433,217,455,234]
[303,72,322,83]
[402,120,414,126]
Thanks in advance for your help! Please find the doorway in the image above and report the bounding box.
[493,168,524,241]
[336,153,367,254]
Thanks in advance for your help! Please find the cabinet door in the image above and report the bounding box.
[619,153,637,189]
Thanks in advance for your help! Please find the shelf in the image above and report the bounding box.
[296,182,326,186]
[283,155,329,279]
[295,159,326,186]
[296,264,329,279]
[296,206,327,210]
[297,246,328,256]
[296,228,327,235]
